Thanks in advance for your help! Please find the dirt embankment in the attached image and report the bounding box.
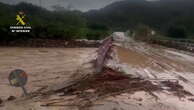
[150,39,194,53]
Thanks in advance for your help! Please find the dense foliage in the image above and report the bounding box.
[1,0,194,43]
[0,2,110,42]
[86,0,194,39]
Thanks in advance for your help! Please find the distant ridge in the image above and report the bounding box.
[85,0,194,35]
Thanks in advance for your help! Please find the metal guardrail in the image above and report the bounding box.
[95,37,113,73]
[151,38,194,52]
[152,37,194,45]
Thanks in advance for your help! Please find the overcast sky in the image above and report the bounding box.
[0,0,124,12]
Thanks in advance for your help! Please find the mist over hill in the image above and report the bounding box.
[0,0,122,12]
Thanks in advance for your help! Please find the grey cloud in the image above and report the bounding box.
[0,0,122,12]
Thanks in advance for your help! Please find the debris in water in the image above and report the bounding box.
[0,98,3,104]
[188,98,194,102]
[161,81,193,97]
[7,96,16,101]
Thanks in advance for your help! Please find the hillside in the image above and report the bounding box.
[0,2,109,44]
[1,0,194,42]
[86,0,194,38]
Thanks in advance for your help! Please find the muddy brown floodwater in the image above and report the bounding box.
[1,33,194,110]
[0,47,96,100]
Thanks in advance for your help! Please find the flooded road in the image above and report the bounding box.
[1,33,194,110]
[0,47,96,100]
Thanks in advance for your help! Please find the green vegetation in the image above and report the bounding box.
[0,2,110,43]
[1,0,194,43]
[167,26,187,39]
[86,0,194,40]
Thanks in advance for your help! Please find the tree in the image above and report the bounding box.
[167,26,187,39]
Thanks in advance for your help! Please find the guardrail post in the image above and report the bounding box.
[95,37,113,73]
